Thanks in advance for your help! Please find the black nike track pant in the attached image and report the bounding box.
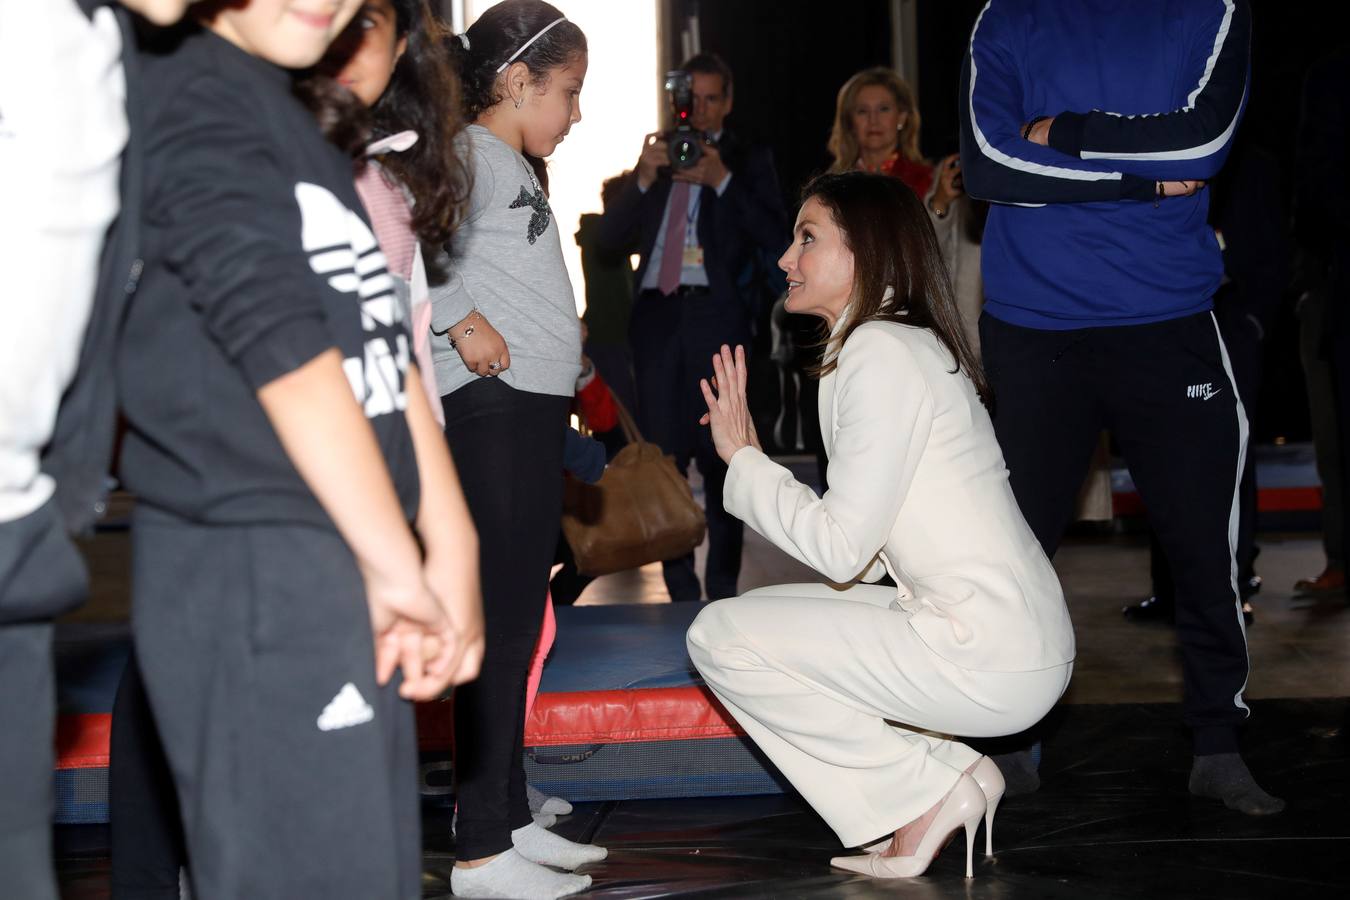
[980,310,1250,754]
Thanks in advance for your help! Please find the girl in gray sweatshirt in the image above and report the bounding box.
[433,5,607,899]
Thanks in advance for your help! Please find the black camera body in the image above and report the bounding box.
[664,70,708,170]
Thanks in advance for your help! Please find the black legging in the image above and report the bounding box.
[109,652,187,900]
[441,378,568,861]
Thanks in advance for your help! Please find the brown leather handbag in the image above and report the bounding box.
[561,394,706,577]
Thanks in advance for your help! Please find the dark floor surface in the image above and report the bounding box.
[55,698,1348,899]
[54,489,1350,897]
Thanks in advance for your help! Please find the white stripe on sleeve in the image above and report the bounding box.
[1081,1,1246,162]
[967,2,1122,185]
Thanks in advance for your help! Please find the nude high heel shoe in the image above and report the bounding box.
[831,774,987,879]
[967,756,1005,857]
[863,755,1006,857]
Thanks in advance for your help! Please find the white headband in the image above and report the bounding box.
[495,16,568,73]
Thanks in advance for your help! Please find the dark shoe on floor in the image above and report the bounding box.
[990,748,1040,797]
[1122,594,1175,624]
[1241,601,1254,626]
[1189,753,1286,816]
[1294,567,1345,593]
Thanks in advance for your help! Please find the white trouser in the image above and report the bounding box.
[686,582,1072,848]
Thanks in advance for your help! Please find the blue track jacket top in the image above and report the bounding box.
[959,0,1251,329]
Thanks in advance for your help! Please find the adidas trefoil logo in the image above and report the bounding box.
[317,682,375,732]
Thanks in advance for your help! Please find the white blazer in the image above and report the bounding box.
[724,320,1075,673]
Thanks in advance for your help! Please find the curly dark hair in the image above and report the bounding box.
[367,1,470,281]
[292,74,371,157]
[446,0,587,119]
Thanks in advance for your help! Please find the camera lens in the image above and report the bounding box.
[663,70,703,169]
[668,132,704,169]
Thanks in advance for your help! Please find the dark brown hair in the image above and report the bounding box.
[447,0,588,119]
[803,172,989,406]
[680,51,734,95]
[304,2,470,283]
[363,1,470,282]
[292,76,371,158]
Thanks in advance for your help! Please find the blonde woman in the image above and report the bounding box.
[828,67,929,190]
[828,67,984,355]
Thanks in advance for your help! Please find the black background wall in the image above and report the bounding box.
[677,0,1347,444]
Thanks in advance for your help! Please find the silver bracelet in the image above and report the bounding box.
[448,311,481,350]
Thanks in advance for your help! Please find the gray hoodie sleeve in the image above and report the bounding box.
[429,147,495,333]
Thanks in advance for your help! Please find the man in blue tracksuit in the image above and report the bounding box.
[960,0,1283,815]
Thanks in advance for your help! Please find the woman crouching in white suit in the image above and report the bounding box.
[687,171,1075,880]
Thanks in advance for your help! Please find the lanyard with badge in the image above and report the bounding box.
[682,188,704,268]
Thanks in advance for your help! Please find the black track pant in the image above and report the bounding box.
[1151,291,1267,598]
[0,498,88,900]
[980,311,1250,754]
[441,379,568,860]
[132,510,421,899]
[0,623,57,900]
[110,653,186,900]
[630,289,747,602]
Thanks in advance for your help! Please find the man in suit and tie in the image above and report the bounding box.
[599,52,788,602]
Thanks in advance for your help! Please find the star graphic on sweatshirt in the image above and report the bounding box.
[509,184,552,245]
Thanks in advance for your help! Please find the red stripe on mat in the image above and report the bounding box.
[415,685,744,751]
[1114,486,1322,517]
[58,688,744,768]
[55,713,111,769]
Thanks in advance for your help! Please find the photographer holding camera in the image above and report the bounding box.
[598,52,787,603]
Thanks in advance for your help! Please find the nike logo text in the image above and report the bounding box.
[1187,383,1222,401]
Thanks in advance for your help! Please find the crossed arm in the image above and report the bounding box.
[959,0,1250,206]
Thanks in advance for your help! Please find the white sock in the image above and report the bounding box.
[528,782,574,816]
[449,849,591,899]
[511,822,608,870]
